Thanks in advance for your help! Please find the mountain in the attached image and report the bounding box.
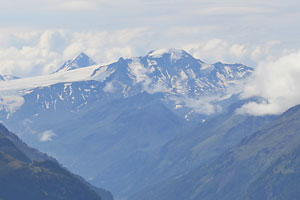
[0,48,254,198]
[55,52,96,73]
[0,123,54,161]
[0,122,105,200]
[123,98,276,190]
[0,49,253,121]
[131,104,300,200]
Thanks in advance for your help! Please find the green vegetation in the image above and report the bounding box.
[0,125,102,200]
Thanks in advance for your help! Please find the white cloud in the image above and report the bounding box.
[0,27,289,80]
[250,41,280,61]
[182,39,280,65]
[40,130,56,142]
[184,97,223,115]
[0,28,150,77]
[182,39,229,63]
[237,50,300,116]
[230,44,247,58]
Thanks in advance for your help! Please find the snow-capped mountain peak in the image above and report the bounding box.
[0,49,254,120]
[55,52,96,73]
[147,48,192,60]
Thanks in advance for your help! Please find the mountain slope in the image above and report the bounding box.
[0,123,114,200]
[0,123,53,161]
[129,98,276,187]
[0,49,253,108]
[0,123,102,200]
[55,52,96,73]
[29,92,185,198]
[131,104,300,200]
[0,49,254,125]
[245,145,300,200]
[0,48,254,198]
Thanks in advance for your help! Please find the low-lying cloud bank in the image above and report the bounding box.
[237,50,300,116]
[0,28,282,78]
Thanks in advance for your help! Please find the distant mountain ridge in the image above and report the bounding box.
[0,48,254,199]
[1,49,297,200]
[0,49,253,120]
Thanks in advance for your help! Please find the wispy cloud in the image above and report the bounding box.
[40,130,56,142]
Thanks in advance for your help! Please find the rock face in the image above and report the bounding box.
[131,104,300,200]
[0,123,113,200]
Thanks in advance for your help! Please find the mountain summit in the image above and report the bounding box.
[147,48,193,60]
[55,52,96,73]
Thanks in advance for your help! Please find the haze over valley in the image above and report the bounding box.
[0,0,300,199]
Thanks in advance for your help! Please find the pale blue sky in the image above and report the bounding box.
[0,0,300,77]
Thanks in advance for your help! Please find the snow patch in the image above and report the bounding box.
[92,66,114,82]
[148,48,185,61]
[224,66,233,78]
[200,64,214,71]
[0,65,103,94]
[128,59,152,85]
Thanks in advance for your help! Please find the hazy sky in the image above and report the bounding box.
[1,0,300,115]
[0,0,299,76]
